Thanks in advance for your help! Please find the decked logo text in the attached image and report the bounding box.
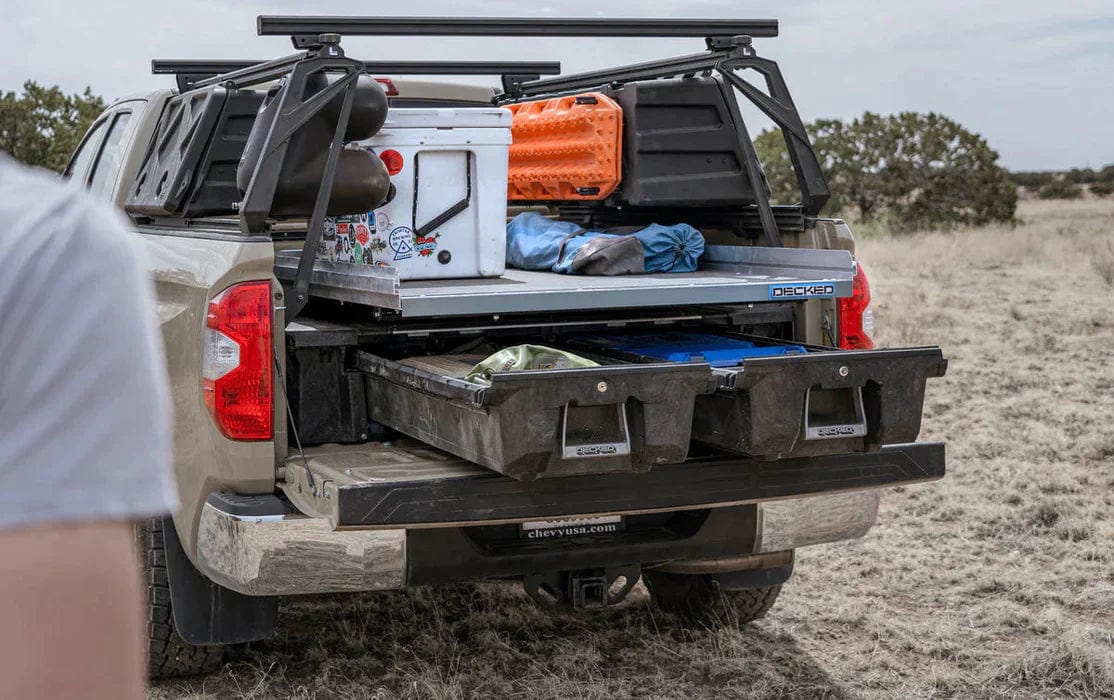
[768,283,837,299]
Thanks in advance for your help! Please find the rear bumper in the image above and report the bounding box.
[195,503,406,596]
[197,442,942,595]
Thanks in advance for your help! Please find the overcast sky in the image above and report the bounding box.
[3,0,1112,170]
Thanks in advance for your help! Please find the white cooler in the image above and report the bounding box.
[318,107,512,280]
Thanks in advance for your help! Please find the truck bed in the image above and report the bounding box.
[274,244,855,318]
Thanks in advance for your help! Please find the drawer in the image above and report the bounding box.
[571,332,947,459]
[356,350,717,480]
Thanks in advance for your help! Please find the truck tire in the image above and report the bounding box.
[137,518,225,679]
[643,570,782,624]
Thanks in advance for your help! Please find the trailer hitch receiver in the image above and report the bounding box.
[524,566,640,610]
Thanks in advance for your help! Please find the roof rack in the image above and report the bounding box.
[256,16,778,44]
[249,16,824,248]
[152,59,562,92]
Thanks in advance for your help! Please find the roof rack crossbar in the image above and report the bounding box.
[153,59,561,76]
[153,59,562,92]
[256,15,778,40]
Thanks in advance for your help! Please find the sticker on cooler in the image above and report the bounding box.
[354,223,371,246]
[520,515,624,540]
[375,211,392,233]
[318,218,338,261]
[388,226,414,261]
[768,282,837,300]
[414,234,439,257]
[335,223,355,263]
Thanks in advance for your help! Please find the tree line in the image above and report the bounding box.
[1009,167,1114,199]
[0,81,105,172]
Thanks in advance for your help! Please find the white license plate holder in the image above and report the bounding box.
[519,515,625,540]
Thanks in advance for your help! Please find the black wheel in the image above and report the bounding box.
[137,518,225,679]
[644,570,782,624]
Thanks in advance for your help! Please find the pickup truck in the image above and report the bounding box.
[65,16,947,678]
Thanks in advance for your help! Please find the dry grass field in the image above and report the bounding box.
[153,199,1114,699]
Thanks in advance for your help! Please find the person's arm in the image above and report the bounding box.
[0,162,178,697]
[0,521,145,699]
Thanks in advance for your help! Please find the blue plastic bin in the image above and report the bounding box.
[574,332,807,368]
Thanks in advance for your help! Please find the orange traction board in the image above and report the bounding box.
[506,92,622,200]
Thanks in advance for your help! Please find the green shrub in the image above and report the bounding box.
[1089,181,1113,198]
[756,111,1017,231]
[1037,180,1083,200]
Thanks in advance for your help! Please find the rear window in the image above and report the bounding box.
[88,112,133,199]
[63,119,108,182]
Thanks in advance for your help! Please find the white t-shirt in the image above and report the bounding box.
[0,154,177,529]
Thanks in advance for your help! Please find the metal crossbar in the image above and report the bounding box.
[153,59,562,91]
[255,16,778,39]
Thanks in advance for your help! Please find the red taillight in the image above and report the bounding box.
[374,77,399,96]
[838,261,875,350]
[379,149,404,176]
[202,281,273,440]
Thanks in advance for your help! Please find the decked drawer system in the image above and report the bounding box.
[353,342,947,476]
[284,316,946,480]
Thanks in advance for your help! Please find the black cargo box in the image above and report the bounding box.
[604,77,755,208]
[127,86,264,218]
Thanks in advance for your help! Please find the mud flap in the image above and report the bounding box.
[162,516,277,645]
[714,556,795,591]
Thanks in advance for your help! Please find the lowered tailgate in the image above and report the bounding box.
[278,440,945,529]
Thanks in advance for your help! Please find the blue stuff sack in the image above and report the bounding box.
[635,222,704,273]
[506,212,704,275]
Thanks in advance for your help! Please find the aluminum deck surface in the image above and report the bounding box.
[274,245,854,318]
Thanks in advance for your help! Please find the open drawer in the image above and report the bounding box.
[571,333,948,460]
[695,346,947,458]
[355,350,717,480]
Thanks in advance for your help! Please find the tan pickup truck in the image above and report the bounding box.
[66,16,946,677]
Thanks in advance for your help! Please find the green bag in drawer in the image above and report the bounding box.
[465,345,598,386]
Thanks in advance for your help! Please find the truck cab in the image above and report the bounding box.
[68,16,946,678]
